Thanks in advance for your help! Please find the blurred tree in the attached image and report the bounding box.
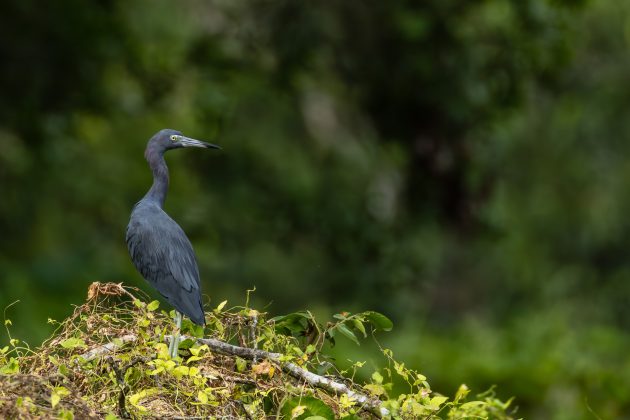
[3,0,630,417]
[242,0,580,226]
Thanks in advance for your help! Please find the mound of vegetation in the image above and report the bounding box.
[0,283,515,419]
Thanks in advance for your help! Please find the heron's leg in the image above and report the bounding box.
[168,330,176,358]
[169,311,183,359]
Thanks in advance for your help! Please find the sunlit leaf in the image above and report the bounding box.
[215,300,227,312]
[50,391,60,408]
[172,365,189,378]
[372,371,384,384]
[459,401,486,409]
[364,383,386,396]
[58,363,70,376]
[198,390,208,404]
[291,405,306,419]
[128,388,159,410]
[429,395,448,409]
[155,343,169,360]
[60,337,86,349]
[454,384,470,402]
[235,357,247,373]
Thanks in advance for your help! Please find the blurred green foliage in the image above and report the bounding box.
[1,0,629,418]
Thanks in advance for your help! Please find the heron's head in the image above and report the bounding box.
[147,129,221,154]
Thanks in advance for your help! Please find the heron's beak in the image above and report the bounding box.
[180,136,221,149]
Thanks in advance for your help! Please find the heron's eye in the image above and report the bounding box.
[170,135,178,141]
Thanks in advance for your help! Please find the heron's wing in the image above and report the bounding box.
[126,205,205,325]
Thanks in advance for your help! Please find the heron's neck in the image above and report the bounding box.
[144,147,169,207]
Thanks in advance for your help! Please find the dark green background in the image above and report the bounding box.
[1,1,629,418]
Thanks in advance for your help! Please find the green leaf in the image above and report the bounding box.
[353,319,367,338]
[336,323,360,345]
[60,337,86,349]
[394,361,409,380]
[271,311,313,336]
[215,300,227,312]
[363,311,393,331]
[172,365,189,378]
[51,393,60,408]
[460,401,486,409]
[235,357,247,373]
[197,390,208,404]
[429,395,449,409]
[58,363,70,376]
[128,388,159,409]
[372,371,384,384]
[281,396,335,420]
[146,300,160,311]
[364,383,386,396]
[270,311,312,323]
[54,386,70,397]
[454,384,470,402]
[155,343,169,360]
[189,346,200,356]
[179,338,196,349]
[292,405,306,418]
[58,409,75,420]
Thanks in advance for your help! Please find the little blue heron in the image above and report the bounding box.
[126,129,220,358]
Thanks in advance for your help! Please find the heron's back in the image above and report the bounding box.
[126,200,205,325]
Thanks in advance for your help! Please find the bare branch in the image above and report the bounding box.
[78,334,389,417]
[79,334,137,362]
[188,335,389,417]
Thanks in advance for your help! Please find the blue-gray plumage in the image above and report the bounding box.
[126,129,220,357]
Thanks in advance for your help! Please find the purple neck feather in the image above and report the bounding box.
[143,145,169,207]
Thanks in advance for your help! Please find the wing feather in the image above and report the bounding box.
[126,204,205,325]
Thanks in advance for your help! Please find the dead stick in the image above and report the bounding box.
[186,335,388,417]
[79,334,388,417]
